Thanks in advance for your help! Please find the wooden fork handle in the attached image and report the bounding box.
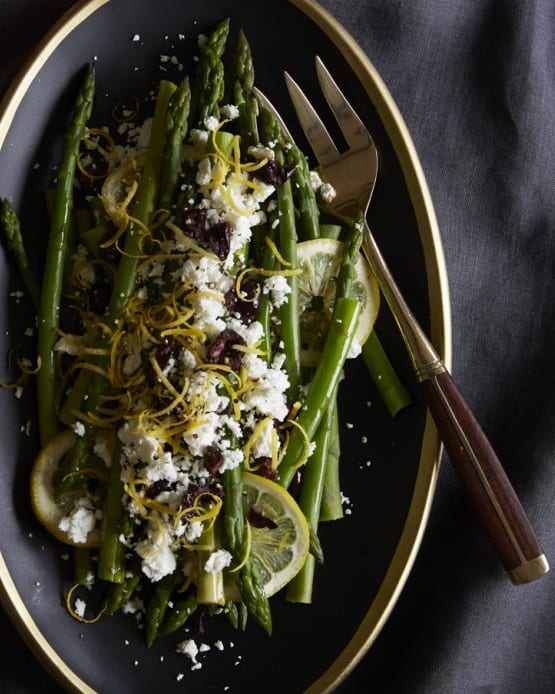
[420,366,549,584]
[361,224,548,583]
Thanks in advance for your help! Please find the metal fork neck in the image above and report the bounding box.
[361,218,445,380]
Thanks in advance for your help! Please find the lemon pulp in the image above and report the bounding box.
[30,428,105,548]
[297,237,380,366]
[241,472,309,597]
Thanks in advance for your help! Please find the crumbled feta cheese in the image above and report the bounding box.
[182,411,221,456]
[204,549,232,573]
[309,170,337,202]
[118,422,160,464]
[203,115,219,132]
[221,104,240,120]
[190,128,209,146]
[74,598,87,618]
[241,356,290,421]
[220,448,244,472]
[93,437,112,466]
[250,417,276,459]
[177,638,199,663]
[58,497,97,544]
[347,339,362,360]
[183,521,203,543]
[122,596,145,615]
[135,524,177,582]
[144,451,177,484]
[319,181,336,202]
[72,421,86,437]
[247,144,275,161]
[196,157,212,186]
[309,170,323,190]
[263,274,291,307]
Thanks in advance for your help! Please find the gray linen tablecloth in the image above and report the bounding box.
[0,1,554,692]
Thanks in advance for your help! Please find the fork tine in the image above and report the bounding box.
[252,87,295,141]
[284,71,340,167]
[315,56,374,151]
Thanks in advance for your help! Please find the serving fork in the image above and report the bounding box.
[256,57,548,584]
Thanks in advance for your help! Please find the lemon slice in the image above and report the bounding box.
[297,237,380,366]
[30,428,105,548]
[242,471,310,597]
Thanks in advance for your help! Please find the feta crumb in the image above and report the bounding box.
[263,274,291,307]
[221,104,240,120]
[319,181,337,202]
[196,157,212,186]
[58,497,97,544]
[93,436,112,466]
[204,549,232,573]
[122,596,145,615]
[247,144,275,161]
[309,170,323,190]
[176,638,199,663]
[74,598,87,618]
[309,170,337,202]
[72,421,86,437]
[203,115,219,132]
[135,524,176,581]
[190,128,209,146]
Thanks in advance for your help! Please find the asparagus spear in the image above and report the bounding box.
[106,79,177,319]
[104,572,140,616]
[36,63,95,446]
[260,108,302,399]
[145,572,179,647]
[238,559,272,635]
[286,143,320,241]
[254,230,277,366]
[362,331,412,416]
[196,521,226,606]
[157,591,198,637]
[286,390,335,603]
[190,18,229,126]
[278,296,361,490]
[0,198,40,310]
[319,400,343,521]
[72,547,95,587]
[158,76,191,211]
[222,465,272,634]
[232,29,259,148]
[96,438,126,583]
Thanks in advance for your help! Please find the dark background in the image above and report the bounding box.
[1,1,554,692]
